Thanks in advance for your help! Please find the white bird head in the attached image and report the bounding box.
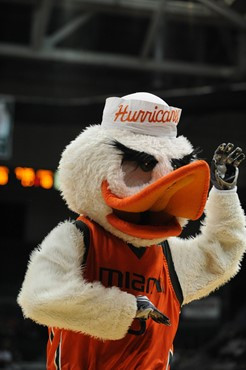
[58,93,210,247]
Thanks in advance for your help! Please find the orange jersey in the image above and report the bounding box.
[47,216,183,370]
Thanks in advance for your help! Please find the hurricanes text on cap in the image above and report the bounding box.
[101,92,182,138]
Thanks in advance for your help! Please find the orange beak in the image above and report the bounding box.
[101,160,210,240]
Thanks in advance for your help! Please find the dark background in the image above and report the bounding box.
[0,0,246,369]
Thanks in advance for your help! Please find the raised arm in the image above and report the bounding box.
[169,143,246,305]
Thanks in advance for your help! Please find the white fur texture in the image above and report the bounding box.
[169,187,246,304]
[58,125,193,247]
[17,221,137,340]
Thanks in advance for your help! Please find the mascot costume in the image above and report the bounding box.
[18,93,246,369]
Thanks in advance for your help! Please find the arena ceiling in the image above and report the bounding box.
[0,0,246,102]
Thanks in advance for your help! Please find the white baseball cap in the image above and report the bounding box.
[101,92,182,137]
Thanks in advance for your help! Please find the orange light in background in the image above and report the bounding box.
[15,167,35,187]
[36,169,54,189]
[0,166,9,185]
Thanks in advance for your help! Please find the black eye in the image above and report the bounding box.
[110,140,158,172]
[171,148,202,170]
[139,159,158,172]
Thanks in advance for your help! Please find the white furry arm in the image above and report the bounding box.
[17,221,137,340]
[169,187,246,305]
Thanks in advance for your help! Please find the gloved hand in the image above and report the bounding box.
[136,296,171,326]
[211,143,245,190]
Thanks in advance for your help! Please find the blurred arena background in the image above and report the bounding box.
[0,0,246,369]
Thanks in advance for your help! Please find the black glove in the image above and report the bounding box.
[136,296,171,326]
[211,143,245,190]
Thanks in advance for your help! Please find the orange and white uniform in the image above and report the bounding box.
[47,216,183,370]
